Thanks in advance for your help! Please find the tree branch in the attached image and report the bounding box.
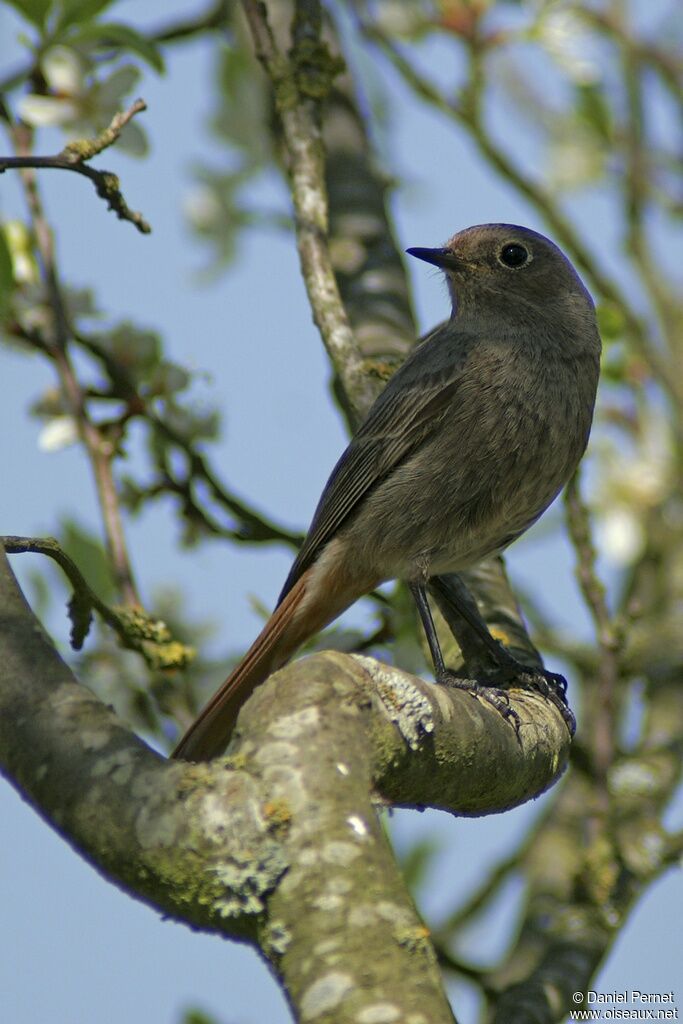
[0,100,151,233]
[0,545,573,1023]
[7,118,143,605]
[241,0,374,424]
[2,536,194,670]
[564,474,623,789]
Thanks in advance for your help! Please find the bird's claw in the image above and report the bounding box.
[437,670,523,738]
[436,665,575,738]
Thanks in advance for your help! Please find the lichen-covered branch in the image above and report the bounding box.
[2,536,194,671]
[320,8,417,390]
[0,100,151,233]
[240,0,374,423]
[0,545,573,1023]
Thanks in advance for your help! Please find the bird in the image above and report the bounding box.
[172,223,601,761]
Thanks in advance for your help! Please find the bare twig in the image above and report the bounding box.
[147,414,304,547]
[581,6,683,105]
[0,100,151,233]
[151,0,231,44]
[434,945,492,989]
[619,25,680,360]
[8,120,142,605]
[436,849,525,934]
[66,328,305,549]
[2,536,193,670]
[564,473,623,788]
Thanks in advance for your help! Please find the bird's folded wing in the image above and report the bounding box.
[277,356,463,604]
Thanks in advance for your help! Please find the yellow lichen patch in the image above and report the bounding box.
[113,605,196,670]
[360,357,400,384]
[395,924,431,952]
[293,38,345,100]
[263,798,293,831]
[489,626,516,648]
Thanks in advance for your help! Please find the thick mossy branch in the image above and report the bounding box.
[0,544,572,1021]
[0,548,569,925]
[352,655,570,814]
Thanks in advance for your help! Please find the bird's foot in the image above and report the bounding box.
[437,665,575,738]
[515,667,576,736]
[437,670,522,737]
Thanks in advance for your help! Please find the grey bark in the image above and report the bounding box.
[0,544,571,1023]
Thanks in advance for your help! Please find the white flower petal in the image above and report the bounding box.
[597,508,645,566]
[3,220,38,284]
[539,8,600,84]
[18,94,81,126]
[97,65,141,106]
[38,416,80,453]
[183,185,223,229]
[41,45,86,95]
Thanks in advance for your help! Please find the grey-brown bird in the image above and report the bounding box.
[172,224,601,761]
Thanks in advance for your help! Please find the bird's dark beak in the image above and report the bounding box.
[406,246,464,271]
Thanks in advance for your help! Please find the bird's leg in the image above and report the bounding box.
[409,582,521,733]
[409,582,447,676]
[429,574,524,675]
[426,575,575,736]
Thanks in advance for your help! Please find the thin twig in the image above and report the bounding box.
[148,415,304,547]
[436,851,523,934]
[151,0,231,44]
[581,7,683,104]
[564,473,623,789]
[619,24,680,359]
[68,328,305,549]
[0,100,151,233]
[2,536,193,670]
[8,120,141,605]
[434,944,492,990]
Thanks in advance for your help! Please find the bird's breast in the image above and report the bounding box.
[340,345,598,581]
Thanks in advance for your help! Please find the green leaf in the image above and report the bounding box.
[148,361,190,397]
[575,83,612,143]
[70,22,165,72]
[398,837,441,894]
[596,302,626,342]
[181,1010,222,1024]
[3,0,51,29]
[60,518,116,603]
[213,44,270,163]
[99,322,161,377]
[0,226,15,325]
[54,0,117,31]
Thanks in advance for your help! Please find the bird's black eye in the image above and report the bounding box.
[499,243,529,268]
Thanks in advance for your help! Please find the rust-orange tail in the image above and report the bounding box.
[171,573,310,761]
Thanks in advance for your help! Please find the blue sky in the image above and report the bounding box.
[1,2,681,1022]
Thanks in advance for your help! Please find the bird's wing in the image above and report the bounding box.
[277,325,467,604]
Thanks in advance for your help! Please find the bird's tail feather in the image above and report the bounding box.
[171,573,310,761]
